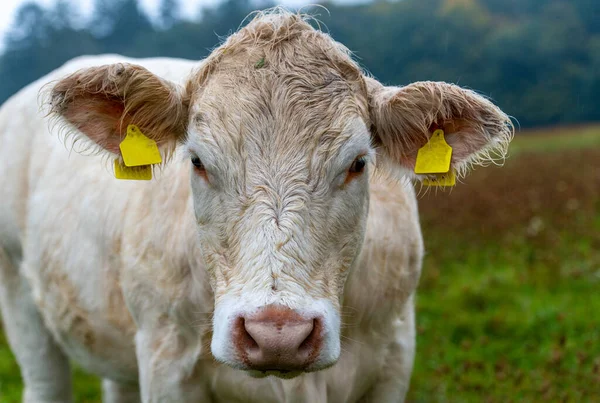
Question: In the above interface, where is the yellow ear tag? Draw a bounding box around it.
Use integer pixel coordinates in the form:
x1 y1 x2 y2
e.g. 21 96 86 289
414 129 453 174
113 125 162 180
119 124 162 167
422 170 456 187
114 159 152 180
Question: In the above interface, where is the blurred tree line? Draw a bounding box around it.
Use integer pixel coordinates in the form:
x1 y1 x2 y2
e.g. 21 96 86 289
0 0 598 127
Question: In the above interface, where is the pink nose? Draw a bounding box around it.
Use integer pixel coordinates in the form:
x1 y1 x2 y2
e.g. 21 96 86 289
233 306 323 371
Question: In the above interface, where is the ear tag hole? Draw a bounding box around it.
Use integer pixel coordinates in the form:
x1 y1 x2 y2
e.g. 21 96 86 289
113 124 162 180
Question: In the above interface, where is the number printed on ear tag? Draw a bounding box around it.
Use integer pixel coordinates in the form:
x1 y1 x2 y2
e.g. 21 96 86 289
414 129 453 174
119 124 162 167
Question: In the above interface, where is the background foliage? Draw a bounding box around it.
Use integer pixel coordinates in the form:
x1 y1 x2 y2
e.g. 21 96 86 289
0 0 599 128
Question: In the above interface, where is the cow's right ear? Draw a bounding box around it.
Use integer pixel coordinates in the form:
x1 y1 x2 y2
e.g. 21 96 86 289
48 63 189 158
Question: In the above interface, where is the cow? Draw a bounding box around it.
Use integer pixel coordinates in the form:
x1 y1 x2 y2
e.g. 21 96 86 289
0 9 512 403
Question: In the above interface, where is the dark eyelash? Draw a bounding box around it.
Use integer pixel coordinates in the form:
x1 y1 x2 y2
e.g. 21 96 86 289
191 156 205 171
349 156 367 174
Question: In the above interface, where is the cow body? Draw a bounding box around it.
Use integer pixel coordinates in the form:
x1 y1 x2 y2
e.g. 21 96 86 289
0 10 512 403
0 55 421 402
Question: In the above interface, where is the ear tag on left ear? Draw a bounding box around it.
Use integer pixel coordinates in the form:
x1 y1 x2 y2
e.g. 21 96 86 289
119 124 162 167
414 129 452 174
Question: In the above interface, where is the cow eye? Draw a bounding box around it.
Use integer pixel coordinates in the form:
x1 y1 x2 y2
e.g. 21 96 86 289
349 156 367 174
191 156 205 173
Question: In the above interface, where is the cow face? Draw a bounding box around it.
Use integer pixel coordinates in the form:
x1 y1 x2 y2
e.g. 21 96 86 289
49 11 512 377
186 56 371 376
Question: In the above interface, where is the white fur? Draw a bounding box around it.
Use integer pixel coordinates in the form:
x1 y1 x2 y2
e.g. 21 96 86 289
0 55 422 402
211 295 341 371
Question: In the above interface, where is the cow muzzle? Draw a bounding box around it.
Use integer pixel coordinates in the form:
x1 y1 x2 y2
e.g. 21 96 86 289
232 305 323 372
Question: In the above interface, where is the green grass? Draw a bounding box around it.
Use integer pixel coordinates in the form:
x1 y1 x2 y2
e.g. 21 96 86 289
0 329 100 402
1 125 599 402
408 228 600 402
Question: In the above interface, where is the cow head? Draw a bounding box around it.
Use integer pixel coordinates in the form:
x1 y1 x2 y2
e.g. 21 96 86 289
49 10 512 377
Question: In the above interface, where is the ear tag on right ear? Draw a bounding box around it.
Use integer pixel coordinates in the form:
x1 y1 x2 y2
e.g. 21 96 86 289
114 124 162 181
414 129 453 174
119 124 162 167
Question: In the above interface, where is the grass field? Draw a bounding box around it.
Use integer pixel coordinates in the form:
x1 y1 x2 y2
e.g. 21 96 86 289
1 125 599 402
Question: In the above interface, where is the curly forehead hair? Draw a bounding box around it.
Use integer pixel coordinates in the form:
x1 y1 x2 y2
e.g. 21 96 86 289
187 8 365 94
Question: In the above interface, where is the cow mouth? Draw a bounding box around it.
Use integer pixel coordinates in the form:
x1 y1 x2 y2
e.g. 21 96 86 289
246 369 303 379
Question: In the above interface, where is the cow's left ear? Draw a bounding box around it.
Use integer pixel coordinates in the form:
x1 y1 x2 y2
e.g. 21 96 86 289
365 77 513 178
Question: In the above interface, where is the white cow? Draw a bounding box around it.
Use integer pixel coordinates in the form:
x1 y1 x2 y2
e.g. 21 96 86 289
0 10 512 403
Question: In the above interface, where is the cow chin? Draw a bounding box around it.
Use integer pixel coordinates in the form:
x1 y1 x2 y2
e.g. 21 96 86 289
210 295 341 376
246 369 304 379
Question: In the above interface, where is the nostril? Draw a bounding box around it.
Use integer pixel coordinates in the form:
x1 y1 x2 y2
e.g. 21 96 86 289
299 318 322 356
236 308 325 370
235 317 258 351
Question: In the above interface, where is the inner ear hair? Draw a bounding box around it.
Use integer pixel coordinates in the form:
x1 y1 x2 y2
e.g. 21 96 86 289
367 78 513 177
46 63 190 158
